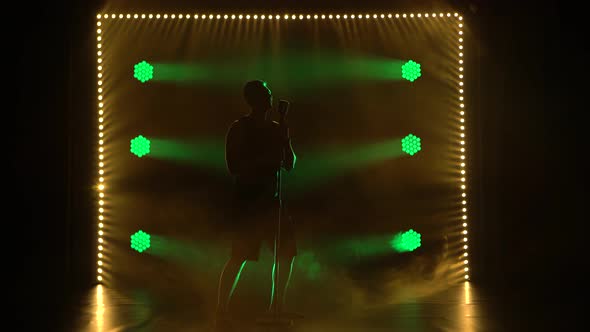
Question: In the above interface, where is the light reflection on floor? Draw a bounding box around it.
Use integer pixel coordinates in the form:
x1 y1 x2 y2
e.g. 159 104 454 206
72 282 497 332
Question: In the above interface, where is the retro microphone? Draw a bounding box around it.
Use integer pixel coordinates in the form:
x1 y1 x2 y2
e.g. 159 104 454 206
277 99 290 126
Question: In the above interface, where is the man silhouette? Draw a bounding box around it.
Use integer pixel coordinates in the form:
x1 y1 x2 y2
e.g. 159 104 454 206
215 80 297 330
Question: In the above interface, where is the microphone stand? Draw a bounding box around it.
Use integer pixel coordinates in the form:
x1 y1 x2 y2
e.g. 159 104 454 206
256 102 302 330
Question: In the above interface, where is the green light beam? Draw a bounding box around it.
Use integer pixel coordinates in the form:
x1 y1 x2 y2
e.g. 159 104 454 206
288 138 404 192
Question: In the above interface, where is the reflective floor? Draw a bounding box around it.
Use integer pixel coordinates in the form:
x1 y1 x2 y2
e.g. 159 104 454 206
56 282 558 332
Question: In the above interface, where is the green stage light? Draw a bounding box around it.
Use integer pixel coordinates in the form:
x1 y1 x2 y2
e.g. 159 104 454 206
131 230 151 253
402 134 421 156
391 229 422 252
130 135 151 157
401 60 421 82
134 60 153 83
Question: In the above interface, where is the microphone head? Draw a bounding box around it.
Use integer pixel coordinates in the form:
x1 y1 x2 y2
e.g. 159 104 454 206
278 99 290 115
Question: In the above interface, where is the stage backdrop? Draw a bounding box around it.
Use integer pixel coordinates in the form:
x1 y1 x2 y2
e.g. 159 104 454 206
96 12 469 314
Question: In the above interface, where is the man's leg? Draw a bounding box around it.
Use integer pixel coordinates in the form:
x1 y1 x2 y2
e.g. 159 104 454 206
269 255 295 312
217 257 247 314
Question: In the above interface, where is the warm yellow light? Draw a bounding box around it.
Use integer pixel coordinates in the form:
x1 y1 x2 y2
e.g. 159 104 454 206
410 13 414 17
98 268 103 273
149 14 153 19
141 14 145 19
99 154 104 160
99 222 104 228
99 215 104 220
133 14 138 19
343 14 347 19
351 14 355 18
314 14 318 19
99 230 104 236
464 252 468 257
459 45 463 50
439 13 444 17
98 253 103 258
388 14 392 18
97 29 102 34
98 238 104 243
447 13 452 17
300 14 304 19
99 192 104 197
98 276 103 281
463 245 468 249
365 14 370 18
459 81 464 86
201 14 206 19
454 13 459 17
403 13 407 18
463 215 468 220
460 89 464 94
463 223 467 227
461 163 465 168
321 14 325 19
98 125 104 130
98 117 104 123
463 238 468 242
461 141 465 145
239 14 243 19
461 177 466 182
98 245 103 250
461 185 466 190
462 193 466 197
276 15 280 19
208 14 213 19
261 15 265 19
97 43 102 48
246 14 250 19
459 52 464 57
425 13 429 17
328 14 333 19
464 267 469 271
395 14 400 18
460 118 464 123
98 260 103 265
417 13 422 17
465 275 469 279
373 14 378 18
459 38 463 42
462 200 466 205
461 155 465 160
231 14 235 19
127 14 131 19
459 16 463 21
216 14 221 19
459 31 464 35
461 170 466 175
99 200 104 205
336 14 340 19
97 14 101 19
99 162 104 167
98 66 103 71
99 177 104 183
97 21 102 26
381 14 385 18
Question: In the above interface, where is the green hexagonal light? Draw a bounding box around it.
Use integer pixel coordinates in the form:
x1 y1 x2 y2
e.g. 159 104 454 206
390 229 422 252
134 60 154 83
402 134 422 156
130 230 151 253
401 60 421 82
130 135 151 158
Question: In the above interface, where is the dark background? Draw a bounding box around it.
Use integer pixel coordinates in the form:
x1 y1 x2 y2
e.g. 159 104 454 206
13 0 583 328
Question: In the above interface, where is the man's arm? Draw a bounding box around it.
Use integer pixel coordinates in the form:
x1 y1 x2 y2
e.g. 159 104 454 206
225 121 244 176
281 130 296 172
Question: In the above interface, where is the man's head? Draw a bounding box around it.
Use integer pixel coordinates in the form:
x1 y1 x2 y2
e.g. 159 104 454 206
244 80 272 112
